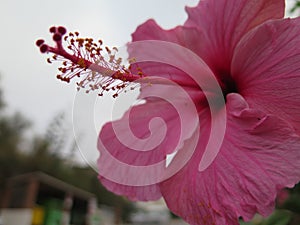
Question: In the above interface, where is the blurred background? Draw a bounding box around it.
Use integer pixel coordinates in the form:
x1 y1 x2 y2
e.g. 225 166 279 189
0 0 300 224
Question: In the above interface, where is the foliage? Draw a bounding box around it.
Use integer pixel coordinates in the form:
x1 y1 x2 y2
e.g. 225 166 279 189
290 1 300 13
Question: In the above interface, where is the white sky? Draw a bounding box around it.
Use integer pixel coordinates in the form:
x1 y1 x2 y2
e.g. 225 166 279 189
0 0 297 166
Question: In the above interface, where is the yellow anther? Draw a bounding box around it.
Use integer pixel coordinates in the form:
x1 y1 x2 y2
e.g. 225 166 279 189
128 57 136 63
77 58 86 68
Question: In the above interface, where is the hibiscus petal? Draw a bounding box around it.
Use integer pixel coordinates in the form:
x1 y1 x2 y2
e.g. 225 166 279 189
232 18 300 134
184 0 284 73
160 93 300 225
97 89 199 200
131 19 202 87
126 39 228 172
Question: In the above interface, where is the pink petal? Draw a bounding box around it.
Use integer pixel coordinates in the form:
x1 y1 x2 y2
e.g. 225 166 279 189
184 0 284 73
127 38 228 172
232 18 300 134
97 91 198 200
160 93 300 225
131 19 202 87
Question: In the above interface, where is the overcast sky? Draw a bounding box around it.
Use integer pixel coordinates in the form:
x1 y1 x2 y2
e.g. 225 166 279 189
0 0 297 166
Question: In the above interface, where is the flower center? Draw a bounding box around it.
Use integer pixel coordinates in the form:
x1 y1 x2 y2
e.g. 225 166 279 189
217 70 238 97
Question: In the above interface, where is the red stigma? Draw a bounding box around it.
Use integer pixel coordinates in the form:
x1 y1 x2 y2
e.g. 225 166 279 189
53 33 62 42
36 39 44 47
58 26 67 35
49 26 56 33
40 44 48 53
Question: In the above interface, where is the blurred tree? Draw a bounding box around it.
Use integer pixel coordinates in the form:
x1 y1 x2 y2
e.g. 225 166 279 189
0 112 30 181
290 0 300 14
0 81 30 204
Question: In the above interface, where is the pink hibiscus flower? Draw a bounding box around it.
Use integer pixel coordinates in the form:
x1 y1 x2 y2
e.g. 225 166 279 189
36 0 300 224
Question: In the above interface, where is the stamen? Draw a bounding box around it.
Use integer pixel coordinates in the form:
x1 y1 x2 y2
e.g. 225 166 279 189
36 26 145 98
